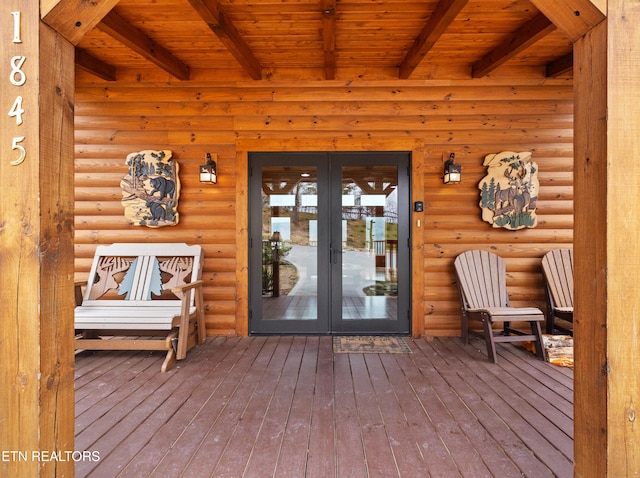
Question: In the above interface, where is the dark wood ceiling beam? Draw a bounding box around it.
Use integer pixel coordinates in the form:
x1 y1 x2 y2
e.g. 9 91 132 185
546 52 573 77
187 0 262 80
472 13 556 78
97 10 190 80
321 0 337 80
399 0 469 79
528 0 605 42
41 0 120 45
75 48 117 81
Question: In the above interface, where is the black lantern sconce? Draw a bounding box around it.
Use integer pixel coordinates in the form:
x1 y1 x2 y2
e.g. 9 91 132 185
199 153 218 184
443 153 461 184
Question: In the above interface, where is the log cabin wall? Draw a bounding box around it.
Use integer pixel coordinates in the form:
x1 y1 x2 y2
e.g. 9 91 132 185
74 69 573 336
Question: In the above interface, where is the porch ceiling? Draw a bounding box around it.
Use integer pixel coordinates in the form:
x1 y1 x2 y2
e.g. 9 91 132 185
68 0 575 82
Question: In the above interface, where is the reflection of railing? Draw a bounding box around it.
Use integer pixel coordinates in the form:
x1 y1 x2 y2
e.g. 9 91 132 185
373 240 397 273
274 206 398 222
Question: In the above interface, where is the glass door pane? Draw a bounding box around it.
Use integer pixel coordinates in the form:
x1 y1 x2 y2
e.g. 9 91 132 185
330 153 410 335
261 166 319 321
340 165 399 320
249 152 409 335
249 153 329 334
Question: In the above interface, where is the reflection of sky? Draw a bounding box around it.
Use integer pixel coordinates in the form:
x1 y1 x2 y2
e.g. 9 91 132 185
360 194 386 206
301 195 317 206
271 217 290 240
308 220 348 243
366 217 386 241
270 195 295 206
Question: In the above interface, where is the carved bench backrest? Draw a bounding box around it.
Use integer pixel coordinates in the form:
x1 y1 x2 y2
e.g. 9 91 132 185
82 243 203 307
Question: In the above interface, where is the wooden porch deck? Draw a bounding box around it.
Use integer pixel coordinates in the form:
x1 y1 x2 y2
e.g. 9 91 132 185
74 336 573 478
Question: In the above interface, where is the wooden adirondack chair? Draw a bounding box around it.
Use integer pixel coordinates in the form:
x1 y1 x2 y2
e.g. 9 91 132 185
541 249 574 335
454 250 546 363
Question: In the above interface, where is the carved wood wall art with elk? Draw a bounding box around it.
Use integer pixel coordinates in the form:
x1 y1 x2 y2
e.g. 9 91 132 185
478 151 539 230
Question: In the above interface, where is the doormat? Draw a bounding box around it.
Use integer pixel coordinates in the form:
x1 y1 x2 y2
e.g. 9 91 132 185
333 336 412 354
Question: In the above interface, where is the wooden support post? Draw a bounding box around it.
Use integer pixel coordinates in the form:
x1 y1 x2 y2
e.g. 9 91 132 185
411 147 425 337
574 11 640 476
0 2 75 476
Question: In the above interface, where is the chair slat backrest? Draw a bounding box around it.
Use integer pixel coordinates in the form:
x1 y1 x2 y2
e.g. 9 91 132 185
541 249 574 308
454 250 508 309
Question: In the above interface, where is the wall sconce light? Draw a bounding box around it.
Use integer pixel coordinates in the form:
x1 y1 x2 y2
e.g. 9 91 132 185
443 153 461 184
199 153 218 184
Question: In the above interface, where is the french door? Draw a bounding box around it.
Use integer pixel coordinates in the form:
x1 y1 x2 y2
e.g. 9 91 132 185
249 152 410 334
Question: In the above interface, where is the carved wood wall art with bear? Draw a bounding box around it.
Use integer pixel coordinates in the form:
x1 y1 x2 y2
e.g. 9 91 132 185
120 149 180 227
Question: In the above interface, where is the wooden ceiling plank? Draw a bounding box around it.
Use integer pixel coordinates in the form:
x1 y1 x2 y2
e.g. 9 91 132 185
529 0 605 42
321 0 337 80
97 10 190 80
75 48 117 81
398 0 470 79
472 13 556 78
187 0 262 80
42 0 120 45
546 52 573 77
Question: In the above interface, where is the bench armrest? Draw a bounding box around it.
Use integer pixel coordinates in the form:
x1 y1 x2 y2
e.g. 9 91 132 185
75 280 88 306
171 280 205 359
171 279 203 294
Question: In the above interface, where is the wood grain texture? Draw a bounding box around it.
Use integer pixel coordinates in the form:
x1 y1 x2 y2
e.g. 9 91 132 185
69 0 575 80
37 22 76 478
573 20 608 477
73 336 574 477
0 12 75 476
577 8 640 474
75 75 573 337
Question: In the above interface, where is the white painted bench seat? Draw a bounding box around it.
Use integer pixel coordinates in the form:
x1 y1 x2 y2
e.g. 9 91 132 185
74 243 206 372
74 306 197 329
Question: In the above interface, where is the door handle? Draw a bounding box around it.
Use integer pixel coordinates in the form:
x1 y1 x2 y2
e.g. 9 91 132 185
331 246 342 264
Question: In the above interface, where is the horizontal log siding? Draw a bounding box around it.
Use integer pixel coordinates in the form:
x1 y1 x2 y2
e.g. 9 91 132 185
75 72 573 336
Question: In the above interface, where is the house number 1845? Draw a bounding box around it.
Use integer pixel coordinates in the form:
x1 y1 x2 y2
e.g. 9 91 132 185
8 10 27 166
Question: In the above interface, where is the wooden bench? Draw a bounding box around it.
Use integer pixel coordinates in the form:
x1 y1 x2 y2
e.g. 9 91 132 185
74 243 206 372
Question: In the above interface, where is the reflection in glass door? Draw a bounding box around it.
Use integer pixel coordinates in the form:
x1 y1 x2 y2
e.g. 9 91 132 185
249 152 410 335
336 166 398 321
249 154 329 334
261 166 319 320
330 155 410 334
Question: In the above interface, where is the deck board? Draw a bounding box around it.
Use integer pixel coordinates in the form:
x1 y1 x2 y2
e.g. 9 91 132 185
75 336 574 477
423 339 558 477
430 339 573 477
243 337 306 478
365 353 430 477
333 353 369 477
273 338 319 478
